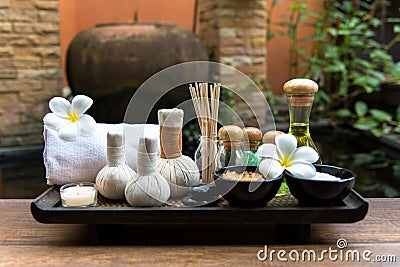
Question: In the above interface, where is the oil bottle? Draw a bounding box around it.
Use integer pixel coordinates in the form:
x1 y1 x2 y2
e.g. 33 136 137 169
283 78 322 164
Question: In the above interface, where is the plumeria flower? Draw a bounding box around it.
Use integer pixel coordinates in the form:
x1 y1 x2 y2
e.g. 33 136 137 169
43 95 96 141
256 133 319 179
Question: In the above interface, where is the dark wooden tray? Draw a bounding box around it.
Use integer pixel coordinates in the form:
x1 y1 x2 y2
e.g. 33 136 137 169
31 187 369 244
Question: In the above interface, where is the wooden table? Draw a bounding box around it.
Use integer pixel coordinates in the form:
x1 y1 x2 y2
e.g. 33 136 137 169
0 199 399 266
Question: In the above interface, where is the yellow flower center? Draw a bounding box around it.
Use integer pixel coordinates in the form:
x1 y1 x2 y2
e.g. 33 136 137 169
280 157 291 168
68 112 79 122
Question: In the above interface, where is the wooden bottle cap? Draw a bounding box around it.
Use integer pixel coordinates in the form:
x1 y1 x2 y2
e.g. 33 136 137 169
263 130 284 144
242 127 262 141
218 125 243 141
283 78 318 94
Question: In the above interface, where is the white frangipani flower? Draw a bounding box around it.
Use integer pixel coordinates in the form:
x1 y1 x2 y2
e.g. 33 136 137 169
43 95 96 141
256 134 319 179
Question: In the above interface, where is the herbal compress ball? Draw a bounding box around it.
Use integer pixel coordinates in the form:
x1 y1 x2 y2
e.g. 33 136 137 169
125 137 170 207
96 132 135 200
157 108 200 197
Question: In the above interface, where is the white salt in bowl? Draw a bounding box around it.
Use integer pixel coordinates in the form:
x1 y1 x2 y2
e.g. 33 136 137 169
285 164 356 206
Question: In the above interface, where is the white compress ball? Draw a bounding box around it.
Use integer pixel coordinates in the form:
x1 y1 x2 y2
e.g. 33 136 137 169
156 108 200 197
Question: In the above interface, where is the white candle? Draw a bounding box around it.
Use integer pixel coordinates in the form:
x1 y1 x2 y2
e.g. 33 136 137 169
60 183 97 207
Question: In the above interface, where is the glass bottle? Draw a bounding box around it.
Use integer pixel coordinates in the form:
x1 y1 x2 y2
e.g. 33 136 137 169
216 125 247 168
242 127 262 166
194 135 218 184
283 78 322 164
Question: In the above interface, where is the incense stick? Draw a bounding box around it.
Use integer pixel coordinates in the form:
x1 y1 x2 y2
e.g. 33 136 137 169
189 82 220 184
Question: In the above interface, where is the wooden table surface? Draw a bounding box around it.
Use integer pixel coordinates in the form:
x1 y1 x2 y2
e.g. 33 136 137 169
0 198 399 266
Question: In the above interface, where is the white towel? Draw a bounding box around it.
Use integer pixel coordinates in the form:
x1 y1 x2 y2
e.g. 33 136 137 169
44 123 159 185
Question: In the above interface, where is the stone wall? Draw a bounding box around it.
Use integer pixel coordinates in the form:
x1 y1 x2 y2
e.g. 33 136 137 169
198 0 267 127
198 0 266 81
0 0 61 147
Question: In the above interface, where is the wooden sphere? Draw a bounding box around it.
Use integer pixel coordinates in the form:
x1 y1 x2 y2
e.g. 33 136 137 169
218 125 243 141
242 127 262 141
263 130 284 144
283 78 318 94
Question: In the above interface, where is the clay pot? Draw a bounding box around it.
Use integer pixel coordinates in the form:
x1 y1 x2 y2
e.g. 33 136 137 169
66 22 208 123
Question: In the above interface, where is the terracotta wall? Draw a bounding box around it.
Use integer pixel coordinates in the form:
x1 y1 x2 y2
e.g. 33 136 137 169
266 1 321 93
59 0 196 86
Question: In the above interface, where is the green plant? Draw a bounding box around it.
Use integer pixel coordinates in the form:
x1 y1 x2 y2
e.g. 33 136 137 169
306 1 400 109
337 149 400 197
266 0 400 136
337 101 400 136
266 0 313 77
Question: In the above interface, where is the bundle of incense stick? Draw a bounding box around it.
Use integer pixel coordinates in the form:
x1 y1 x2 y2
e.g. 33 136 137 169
189 82 220 184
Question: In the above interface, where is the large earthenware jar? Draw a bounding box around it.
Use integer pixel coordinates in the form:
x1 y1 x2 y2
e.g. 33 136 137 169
66 22 208 123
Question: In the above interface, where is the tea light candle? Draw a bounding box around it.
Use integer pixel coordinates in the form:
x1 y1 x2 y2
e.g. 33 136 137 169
60 182 97 207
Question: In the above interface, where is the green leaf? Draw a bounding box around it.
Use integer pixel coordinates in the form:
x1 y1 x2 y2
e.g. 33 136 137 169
288 27 296 39
369 161 389 169
337 29 351 36
358 183 381 192
324 62 346 73
371 127 384 137
324 65 339 73
352 76 368 87
359 1 370 9
394 126 400 133
338 82 349 96
370 109 392 122
325 46 338 58
353 153 375 165
364 85 375 94
387 18 400 23
354 59 372 69
383 186 399 198
315 90 331 104
348 17 360 28
311 65 323 80
266 33 275 41
370 18 382 28
368 71 386 82
365 29 376 38
290 3 305 11
327 27 338 37
396 106 400 121
354 118 379 130
355 101 368 117
367 39 381 48
393 164 400 178
394 25 400 33
336 108 352 118
298 47 307 54
370 50 392 62
391 63 400 79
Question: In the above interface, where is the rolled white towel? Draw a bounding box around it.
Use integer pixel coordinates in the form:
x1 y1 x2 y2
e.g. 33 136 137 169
44 123 159 185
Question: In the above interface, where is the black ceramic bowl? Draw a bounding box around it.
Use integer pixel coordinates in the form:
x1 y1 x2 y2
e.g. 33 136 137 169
214 166 283 207
285 164 356 206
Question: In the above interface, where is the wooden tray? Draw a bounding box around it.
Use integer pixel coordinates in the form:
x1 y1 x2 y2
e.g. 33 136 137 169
31 187 369 244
